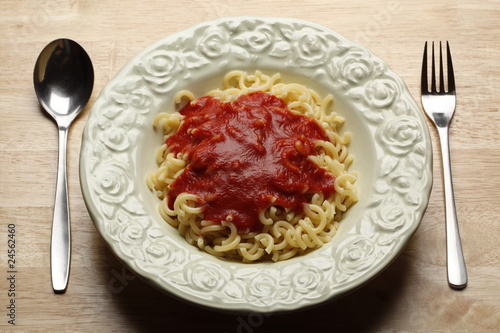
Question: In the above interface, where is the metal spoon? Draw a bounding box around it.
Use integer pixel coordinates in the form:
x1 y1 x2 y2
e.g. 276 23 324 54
33 39 94 293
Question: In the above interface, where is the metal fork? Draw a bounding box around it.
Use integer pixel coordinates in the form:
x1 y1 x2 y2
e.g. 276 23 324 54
421 41 467 289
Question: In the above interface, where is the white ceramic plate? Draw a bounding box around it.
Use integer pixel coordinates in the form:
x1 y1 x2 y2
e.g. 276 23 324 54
80 16 432 313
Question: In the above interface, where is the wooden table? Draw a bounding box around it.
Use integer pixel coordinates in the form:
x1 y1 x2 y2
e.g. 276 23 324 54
1 0 499 331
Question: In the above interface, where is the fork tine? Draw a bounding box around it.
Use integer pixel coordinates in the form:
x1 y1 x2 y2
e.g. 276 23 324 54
446 41 456 93
421 42 428 94
439 42 445 93
431 42 437 93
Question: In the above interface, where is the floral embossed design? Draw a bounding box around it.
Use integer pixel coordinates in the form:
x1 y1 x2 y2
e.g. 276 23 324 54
119 218 148 245
99 127 131 152
389 168 423 206
92 161 133 205
389 168 420 195
136 49 185 93
198 27 231 59
233 25 275 53
145 239 186 267
111 79 154 114
378 116 423 156
291 266 325 294
247 271 279 300
347 76 402 123
290 27 331 67
184 261 229 293
115 216 151 260
371 202 406 231
329 47 386 89
365 78 400 109
337 237 378 277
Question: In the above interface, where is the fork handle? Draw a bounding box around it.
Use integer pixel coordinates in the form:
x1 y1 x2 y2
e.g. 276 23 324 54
437 126 467 289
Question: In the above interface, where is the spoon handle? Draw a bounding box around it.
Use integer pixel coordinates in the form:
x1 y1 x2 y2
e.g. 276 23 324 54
51 126 71 293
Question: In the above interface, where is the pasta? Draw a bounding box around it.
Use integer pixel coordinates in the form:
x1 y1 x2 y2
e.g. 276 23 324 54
146 70 358 262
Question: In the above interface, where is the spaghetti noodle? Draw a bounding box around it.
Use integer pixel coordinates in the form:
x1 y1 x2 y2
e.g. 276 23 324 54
146 71 357 262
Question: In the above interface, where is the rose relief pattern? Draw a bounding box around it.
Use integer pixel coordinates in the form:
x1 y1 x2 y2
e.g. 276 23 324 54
80 17 432 312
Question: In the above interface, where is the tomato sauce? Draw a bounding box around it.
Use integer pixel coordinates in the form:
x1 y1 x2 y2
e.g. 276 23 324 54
166 91 335 233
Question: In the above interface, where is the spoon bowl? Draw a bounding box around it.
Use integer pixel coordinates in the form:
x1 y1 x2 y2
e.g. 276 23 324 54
33 38 94 293
34 39 94 122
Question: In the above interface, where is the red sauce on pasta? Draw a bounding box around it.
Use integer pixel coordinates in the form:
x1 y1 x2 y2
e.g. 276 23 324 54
166 91 335 233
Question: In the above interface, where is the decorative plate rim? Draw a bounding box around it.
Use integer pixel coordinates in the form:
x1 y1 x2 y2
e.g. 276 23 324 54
79 16 432 313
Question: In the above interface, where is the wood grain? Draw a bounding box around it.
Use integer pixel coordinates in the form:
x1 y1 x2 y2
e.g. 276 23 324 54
1 0 499 331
